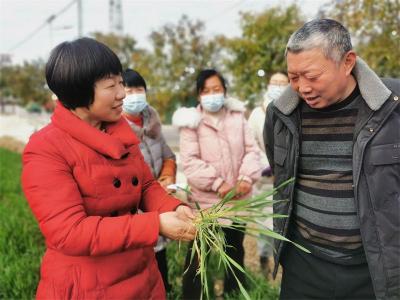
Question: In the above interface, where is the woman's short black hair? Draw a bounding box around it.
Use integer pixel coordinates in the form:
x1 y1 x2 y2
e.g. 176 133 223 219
122 69 147 90
196 69 227 95
45 37 122 109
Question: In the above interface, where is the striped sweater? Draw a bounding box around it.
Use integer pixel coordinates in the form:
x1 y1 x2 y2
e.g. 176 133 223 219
293 85 366 264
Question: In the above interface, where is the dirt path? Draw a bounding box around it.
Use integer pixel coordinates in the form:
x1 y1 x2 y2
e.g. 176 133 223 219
0 136 25 153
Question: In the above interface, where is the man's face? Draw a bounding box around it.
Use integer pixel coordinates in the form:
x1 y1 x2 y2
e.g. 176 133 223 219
287 48 353 109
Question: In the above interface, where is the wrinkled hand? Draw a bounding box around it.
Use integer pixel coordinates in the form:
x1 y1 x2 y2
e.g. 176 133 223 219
217 182 234 198
159 211 196 241
175 205 195 221
235 181 252 198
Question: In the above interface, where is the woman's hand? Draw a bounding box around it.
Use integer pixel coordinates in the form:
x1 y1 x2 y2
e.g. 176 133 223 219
158 176 175 192
159 211 196 241
235 181 252 198
217 182 234 198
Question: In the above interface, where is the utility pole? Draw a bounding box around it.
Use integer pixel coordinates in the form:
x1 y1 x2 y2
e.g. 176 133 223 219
109 0 123 35
77 0 83 37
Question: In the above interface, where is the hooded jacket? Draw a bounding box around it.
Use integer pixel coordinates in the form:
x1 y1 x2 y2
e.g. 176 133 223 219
264 57 400 300
21 102 182 299
173 97 262 209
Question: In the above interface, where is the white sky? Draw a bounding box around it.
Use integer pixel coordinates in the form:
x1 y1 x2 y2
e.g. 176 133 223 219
0 0 330 64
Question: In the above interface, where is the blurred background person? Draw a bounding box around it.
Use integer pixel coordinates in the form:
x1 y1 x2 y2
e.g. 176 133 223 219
247 72 289 278
122 68 177 293
173 69 262 299
21 38 195 299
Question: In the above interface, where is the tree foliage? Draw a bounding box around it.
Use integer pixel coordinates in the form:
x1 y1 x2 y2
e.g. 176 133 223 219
133 15 220 121
324 0 400 77
222 5 304 107
91 32 140 69
2 3 398 116
0 60 48 106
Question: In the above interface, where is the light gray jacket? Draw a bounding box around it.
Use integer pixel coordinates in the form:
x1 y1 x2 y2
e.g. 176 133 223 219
126 106 175 179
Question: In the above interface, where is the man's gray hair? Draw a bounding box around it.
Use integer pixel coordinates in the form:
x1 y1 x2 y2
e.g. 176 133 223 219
286 19 352 63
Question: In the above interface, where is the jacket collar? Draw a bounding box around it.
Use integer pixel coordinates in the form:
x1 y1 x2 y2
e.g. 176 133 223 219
125 106 161 138
172 97 246 129
52 102 140 159
274 57 392 115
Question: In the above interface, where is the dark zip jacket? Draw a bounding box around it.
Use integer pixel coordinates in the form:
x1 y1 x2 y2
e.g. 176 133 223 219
264 57 400 300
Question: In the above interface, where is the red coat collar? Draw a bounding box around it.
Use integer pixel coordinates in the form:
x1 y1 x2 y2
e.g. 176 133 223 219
51 102 140 159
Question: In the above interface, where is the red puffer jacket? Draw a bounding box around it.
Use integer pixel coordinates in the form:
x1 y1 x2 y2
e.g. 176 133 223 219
22 102 182 299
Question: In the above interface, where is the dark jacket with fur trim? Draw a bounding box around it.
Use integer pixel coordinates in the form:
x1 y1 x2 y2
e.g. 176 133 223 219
264 57 400 300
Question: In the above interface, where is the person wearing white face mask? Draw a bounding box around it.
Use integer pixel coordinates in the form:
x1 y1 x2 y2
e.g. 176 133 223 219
122 69 178 293
247 72 289 279
173 69 262 299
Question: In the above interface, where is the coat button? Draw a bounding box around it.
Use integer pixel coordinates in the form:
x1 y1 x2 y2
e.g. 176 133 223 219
110 210 118 217
369 128 374 133
131 176 139 186
113 178 121 188
394 95 399 101
130 207 137 214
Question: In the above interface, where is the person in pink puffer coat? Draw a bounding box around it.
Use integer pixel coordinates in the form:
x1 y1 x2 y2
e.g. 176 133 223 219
172 69 262 299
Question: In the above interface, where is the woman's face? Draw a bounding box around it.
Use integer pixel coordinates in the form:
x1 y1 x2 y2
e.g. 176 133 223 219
86 74 126 125
125 86 146 95
199 75 225 98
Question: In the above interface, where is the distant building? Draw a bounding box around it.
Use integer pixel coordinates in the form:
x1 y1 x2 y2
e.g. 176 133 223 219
0 54 12 67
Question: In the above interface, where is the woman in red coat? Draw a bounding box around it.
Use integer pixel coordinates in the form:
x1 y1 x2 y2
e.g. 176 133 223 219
21 38 195 299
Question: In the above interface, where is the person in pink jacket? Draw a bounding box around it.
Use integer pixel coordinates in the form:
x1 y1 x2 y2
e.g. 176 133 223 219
172 69 262 299
21 37 195 300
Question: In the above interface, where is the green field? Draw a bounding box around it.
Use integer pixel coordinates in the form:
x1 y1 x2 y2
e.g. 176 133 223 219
0 147 278 299
0 148 45 299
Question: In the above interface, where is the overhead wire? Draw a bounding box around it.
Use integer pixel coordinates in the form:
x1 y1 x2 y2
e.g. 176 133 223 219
8 0 77 52
204 0 248 23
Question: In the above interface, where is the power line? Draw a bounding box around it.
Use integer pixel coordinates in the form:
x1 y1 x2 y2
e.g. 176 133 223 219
8 0 77 52
204 0 248 23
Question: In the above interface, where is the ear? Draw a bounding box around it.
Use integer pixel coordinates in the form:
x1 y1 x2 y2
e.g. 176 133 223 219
343 50 357 76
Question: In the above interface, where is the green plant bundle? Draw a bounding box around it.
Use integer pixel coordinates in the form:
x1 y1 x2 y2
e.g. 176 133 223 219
183 178 310 300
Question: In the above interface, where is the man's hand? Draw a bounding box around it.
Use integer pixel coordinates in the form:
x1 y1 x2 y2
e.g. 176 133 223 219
175 205 195 221
235 181 252 198
159 211 196 241
217 182 234 198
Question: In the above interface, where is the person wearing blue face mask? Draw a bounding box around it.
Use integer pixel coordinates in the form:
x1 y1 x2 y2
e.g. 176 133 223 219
123 92 148 114
122 69 178 294
173 69 262 299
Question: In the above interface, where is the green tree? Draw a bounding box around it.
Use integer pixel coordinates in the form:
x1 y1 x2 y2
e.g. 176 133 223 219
0 60 49 106
92 32 142 69
324 0 400 77
135 15 220 121
222 5 304 107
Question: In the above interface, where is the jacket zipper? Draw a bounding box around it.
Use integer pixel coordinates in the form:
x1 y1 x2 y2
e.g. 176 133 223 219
142 140 157 178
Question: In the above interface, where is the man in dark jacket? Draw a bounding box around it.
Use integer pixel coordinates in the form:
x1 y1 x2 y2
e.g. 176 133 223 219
264 19 399 300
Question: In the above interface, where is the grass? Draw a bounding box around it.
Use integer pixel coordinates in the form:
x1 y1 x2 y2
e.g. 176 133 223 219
180 179 305 300
0 148 44 299
166 241 279 300
0 147 279 299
